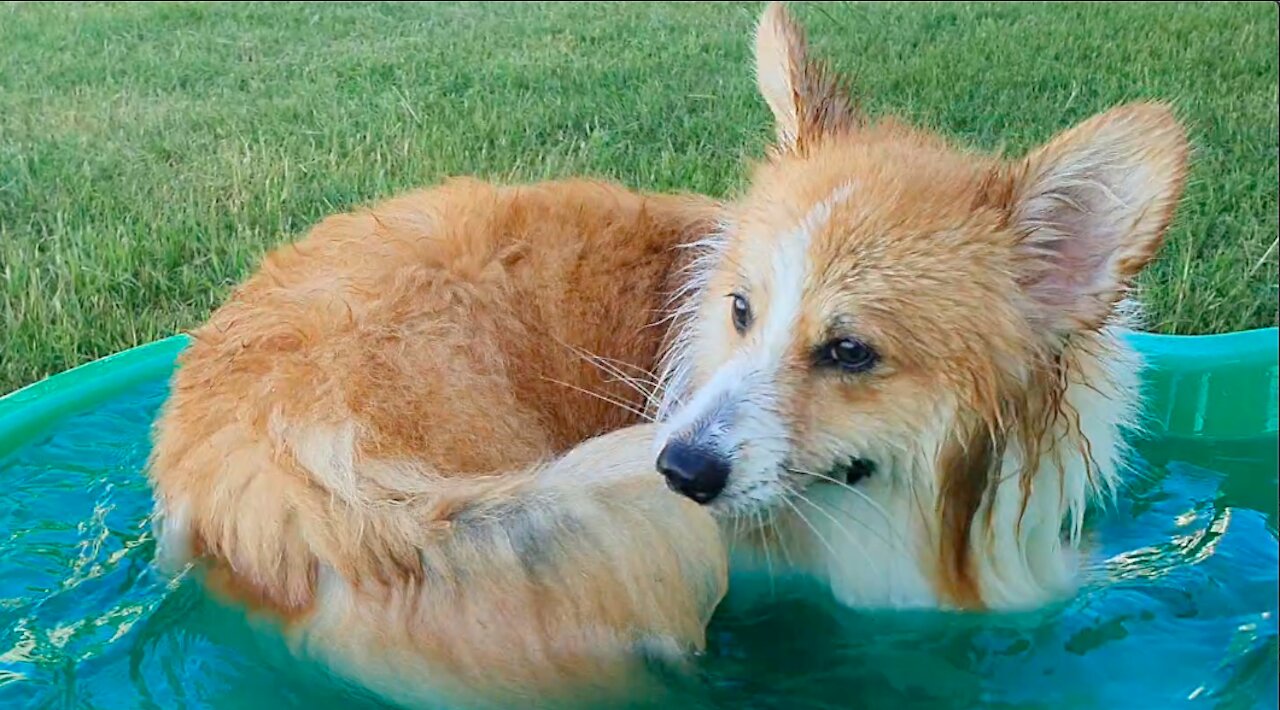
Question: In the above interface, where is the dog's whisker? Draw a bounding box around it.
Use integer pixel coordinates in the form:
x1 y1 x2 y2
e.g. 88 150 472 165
786 485 883 582
785 465 894 529
755 509 778 599
768 504 796 568
575 350 663 392
588 351 660 381
785 468 910 554
556 341 666 414
537 376 652 422
598 369 663 414
777 489 844 570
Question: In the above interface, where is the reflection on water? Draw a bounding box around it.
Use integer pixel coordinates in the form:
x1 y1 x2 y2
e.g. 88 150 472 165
1 381 1276 709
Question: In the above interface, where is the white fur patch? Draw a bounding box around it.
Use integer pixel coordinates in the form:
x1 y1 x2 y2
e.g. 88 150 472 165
657 184 854 513
272 415 363 503
153 500 193 575
757 182 857 366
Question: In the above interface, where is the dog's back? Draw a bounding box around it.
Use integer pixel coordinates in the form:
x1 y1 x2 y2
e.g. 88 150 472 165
147 177 725 705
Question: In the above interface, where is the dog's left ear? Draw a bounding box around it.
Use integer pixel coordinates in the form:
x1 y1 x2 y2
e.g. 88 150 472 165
1003 102 1190 338
754 2 857 155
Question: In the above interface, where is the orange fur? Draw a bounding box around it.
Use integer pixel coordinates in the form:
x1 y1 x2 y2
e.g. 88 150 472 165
148 179 727 705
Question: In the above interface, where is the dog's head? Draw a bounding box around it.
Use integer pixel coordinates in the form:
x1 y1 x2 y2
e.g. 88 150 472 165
655 2 1188 604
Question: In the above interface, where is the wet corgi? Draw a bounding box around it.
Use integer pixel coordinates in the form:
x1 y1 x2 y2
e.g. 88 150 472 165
148 0 1190 703
653 2 1189 610
147 180 727 707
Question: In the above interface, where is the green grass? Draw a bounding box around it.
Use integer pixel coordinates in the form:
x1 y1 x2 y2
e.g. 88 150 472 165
1 2 1276 395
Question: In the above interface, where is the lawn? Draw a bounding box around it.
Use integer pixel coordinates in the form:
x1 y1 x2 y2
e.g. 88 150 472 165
1 1 1276 395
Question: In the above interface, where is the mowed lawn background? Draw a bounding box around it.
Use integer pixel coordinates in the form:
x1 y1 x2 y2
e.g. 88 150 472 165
1 1 1276 394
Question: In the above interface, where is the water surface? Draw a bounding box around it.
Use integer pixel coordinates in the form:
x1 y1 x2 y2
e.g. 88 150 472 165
1 380 1276 709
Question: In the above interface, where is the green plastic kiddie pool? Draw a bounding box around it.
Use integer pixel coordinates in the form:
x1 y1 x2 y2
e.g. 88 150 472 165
1 328 1276 708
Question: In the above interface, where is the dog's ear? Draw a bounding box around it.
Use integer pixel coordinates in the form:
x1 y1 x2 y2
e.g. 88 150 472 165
1002 102 1189 338
754 2 856 155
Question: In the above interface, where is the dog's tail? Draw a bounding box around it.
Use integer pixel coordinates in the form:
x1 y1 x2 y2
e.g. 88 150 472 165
149 415 725 705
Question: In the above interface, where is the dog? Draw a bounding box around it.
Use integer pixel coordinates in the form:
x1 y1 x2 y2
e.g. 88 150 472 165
652 2 1188 610
147 0 1190 703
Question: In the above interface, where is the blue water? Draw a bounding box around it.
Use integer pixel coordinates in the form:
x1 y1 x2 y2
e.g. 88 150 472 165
1 380 1276 709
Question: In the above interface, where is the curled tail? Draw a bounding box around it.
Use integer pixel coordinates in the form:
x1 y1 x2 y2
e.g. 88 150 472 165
149 406 726 704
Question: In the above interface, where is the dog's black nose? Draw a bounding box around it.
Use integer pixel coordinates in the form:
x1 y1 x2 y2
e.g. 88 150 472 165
656 440 730 504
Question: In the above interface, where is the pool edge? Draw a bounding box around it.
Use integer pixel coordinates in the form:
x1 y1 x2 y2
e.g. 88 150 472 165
0 335 192 459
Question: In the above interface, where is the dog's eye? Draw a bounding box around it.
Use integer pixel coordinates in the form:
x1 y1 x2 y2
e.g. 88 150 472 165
817 338 878 373
834 457 876 485
730 294 753 333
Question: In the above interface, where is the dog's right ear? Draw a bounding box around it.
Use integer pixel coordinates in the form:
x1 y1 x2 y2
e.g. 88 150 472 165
754 2 856 155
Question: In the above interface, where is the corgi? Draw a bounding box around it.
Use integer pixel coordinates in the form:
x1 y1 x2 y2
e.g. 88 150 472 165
652 2 1189 610
147 0 1191 703
146 180 728 707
